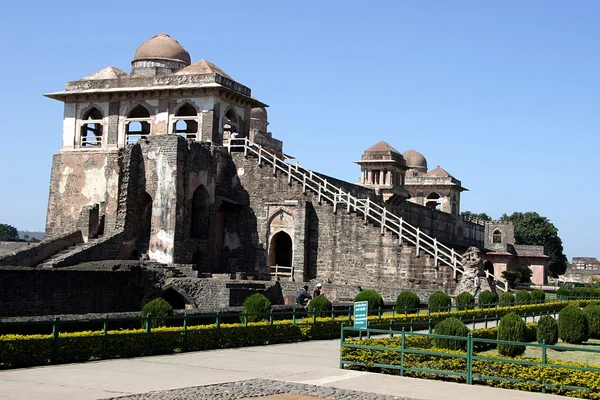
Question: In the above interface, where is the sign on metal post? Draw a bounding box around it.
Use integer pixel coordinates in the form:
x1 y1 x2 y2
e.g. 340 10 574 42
353 301 368 329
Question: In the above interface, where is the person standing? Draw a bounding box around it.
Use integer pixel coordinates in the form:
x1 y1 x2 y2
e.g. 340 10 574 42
313 283 322 297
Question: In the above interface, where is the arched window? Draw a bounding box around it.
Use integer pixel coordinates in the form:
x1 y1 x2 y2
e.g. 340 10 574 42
222 108 239 145
191 185 210 239
492 229 502 243
172 103 199 140
126 105 151 145
425 192 441 211
80 108 103 147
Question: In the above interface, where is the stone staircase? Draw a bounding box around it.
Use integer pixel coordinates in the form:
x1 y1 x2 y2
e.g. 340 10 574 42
38 244 81 268
228 138 507 293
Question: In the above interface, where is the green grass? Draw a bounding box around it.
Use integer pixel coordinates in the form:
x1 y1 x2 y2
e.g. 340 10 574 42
480 339 600 366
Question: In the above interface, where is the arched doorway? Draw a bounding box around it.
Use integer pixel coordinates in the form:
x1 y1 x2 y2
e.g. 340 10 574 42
268 231 293 269
191 185 210 239
425 192 441 210
141 191 153 239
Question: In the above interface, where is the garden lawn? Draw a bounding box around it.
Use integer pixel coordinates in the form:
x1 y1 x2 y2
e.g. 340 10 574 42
479 339 600 366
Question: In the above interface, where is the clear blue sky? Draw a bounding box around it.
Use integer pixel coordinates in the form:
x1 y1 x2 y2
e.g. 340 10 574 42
0 1 598 261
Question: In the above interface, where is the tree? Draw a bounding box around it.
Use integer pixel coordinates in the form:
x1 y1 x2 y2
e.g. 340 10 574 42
500 212 568 276
461 211 492 222
0 224 19 241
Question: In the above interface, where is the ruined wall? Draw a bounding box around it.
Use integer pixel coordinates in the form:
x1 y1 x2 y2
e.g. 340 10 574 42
0 231 83 267
45 150 121 238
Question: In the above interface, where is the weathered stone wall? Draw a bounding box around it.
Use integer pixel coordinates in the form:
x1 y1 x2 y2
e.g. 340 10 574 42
0 242 29 256
0 265 163 317
0 231 83 267
52 231 125 267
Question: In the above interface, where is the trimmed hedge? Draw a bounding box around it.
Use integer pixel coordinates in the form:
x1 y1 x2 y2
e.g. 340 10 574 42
456 292 475 310
354 290 383 310
395 291 420 313
515 290 531 305
556 286 570 298
497 312 526 357
428 291 451 311
141 298 173 328
584 304 600 339
531 289 546 303
559 305 589 344
536 315 558 345
498 292 515 307
478 290 498 307
241 293 271 322
433 317 469 350
308 295 332 317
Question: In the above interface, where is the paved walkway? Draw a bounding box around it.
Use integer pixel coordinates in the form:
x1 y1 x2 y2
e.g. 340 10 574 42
0 335 565 400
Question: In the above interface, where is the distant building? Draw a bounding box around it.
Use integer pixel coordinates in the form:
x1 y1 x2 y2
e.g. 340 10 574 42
561 257 600 283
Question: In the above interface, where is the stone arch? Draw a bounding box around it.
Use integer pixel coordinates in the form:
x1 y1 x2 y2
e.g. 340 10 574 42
190 185 210 239
173 102 199 140
425 192 441 210
483 259 494 275
161 285 194 309
492 228 502 243
222 107 240 144
268 231 293 268
126 104 152 144
80 107 104 147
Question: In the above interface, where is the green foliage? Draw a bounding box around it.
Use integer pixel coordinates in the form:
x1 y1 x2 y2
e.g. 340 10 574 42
558 305 589 344
501 266 533 288
141 298 173 328
556 286 570 298
530 289 546 303
515 290 531 304
433 317 469 350
572 287 596 299
456 291 475 310
241 293 272 322
354 290 384 311
0 223 19 241
428 291 451 311
583 304 600 340
308 295 332 317
536 315 558 345
500 212 568 276
498 292 515 306
478 290 498 307
460 211 492 222
395 291 420 313
497 312 526 357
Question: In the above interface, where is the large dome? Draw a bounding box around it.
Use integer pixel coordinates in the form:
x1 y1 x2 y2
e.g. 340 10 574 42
402 149 428 171
133 33 191 65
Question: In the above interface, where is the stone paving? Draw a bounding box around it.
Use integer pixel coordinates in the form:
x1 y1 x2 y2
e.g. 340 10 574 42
106 379 412 400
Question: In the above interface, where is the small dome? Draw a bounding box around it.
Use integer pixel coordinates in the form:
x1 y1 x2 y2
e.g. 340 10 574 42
251 107 268 121
403 149 428 171
133 33 191 65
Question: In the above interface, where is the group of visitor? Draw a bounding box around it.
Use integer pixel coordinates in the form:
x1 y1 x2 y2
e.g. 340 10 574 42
295 283 322 307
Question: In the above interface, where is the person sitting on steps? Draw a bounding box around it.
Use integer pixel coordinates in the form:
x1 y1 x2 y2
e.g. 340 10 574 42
296 285 312 307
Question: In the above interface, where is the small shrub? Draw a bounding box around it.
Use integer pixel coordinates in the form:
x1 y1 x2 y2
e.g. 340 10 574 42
497 312 526 357
428 291 451 311
556 286 570 298
354 290 384 311
572 287 595 299
395 291 420 313
558 305 589 344
478 290 498 308
308 295 332 317
498 292 515 307
241 293 271 322
530 289 546 303
456 291 475 310
584 304 600 339
536 315 558 345
433 317 469 350
595 288 600 299
515 290 531 305
141 298 173 328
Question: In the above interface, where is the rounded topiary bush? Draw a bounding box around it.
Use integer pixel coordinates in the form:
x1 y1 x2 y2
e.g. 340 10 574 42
556 286 571 298
515 290 531 305
141 298 173 328
308 295 332 317
478 290 498 308
498 292 515 307
433 317 470 351
241 293 272 322
428 291 452 311
456 291 475 310
536 315 559 345
395 291 420 314
572 287 595 299
530 289 546 303
559 305 589 344
594 288 600 299
497 312 527 357
584 304 600 339
354 290 384 311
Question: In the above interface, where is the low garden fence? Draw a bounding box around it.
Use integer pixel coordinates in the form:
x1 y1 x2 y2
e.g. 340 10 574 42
340 326 600 398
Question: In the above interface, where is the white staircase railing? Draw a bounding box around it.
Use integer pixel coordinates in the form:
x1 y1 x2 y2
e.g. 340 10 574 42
227 139 507 293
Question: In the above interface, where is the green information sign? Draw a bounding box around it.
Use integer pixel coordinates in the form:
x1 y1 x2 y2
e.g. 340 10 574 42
353 301 368 329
